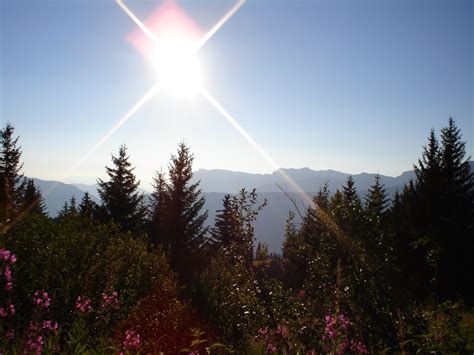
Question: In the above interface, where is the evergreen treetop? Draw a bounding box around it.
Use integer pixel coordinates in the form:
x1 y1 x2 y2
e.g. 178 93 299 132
97 144 147 232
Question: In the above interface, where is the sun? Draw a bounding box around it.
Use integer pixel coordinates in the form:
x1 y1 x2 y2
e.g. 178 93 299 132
150 36 203 97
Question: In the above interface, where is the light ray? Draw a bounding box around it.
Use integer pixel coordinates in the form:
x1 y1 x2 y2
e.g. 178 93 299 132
43 82 161 199
200 87 365 257
200 87 315 210
193 0 246 53
116 0 157 43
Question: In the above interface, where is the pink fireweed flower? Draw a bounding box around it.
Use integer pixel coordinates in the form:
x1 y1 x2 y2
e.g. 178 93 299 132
33 290 51 309
25 335 43 355
351 340 368 354
323 313 350 354
75 296 92 314
101 291 119 310
0 248 11 261
0 307 6 318
42 320 59 331
6 328 15 340
267 343 278 353
276 324 288 338
123 329 141 350
256 327 269 339
9 302 15 316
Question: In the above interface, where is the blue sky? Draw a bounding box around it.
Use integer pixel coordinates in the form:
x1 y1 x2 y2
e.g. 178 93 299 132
1 0 472 188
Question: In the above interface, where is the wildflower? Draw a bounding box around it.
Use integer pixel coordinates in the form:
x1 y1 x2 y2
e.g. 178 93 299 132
75 296 92 314
25 335 43 355
266 343 277 353
123 329 141 350
42 320 59 331
9 303 15 316
256 327 269 339
6 328 15 340
0 307 6 318
276 324 288 338
351 340 368 354
0 248 10 261
33 290 51 309
101 291 119 310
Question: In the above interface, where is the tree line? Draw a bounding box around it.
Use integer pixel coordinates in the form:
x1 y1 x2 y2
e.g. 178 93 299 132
0 117 473 353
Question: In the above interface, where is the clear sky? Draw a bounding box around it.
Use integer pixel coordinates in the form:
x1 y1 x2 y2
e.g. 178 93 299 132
1 0 472 189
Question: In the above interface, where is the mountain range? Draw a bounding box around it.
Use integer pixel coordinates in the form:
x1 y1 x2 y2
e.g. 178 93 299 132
31 161 473 252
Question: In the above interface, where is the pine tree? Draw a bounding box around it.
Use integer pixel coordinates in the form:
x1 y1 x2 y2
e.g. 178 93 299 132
21 178 46 216
210 189 266 264
78 192 99 221
365 174 388 217
165 143 208 279
97 145 147 233
149 171 169 247
341 176 364 238
0 123 25 224
210 194 240 248
438 117 474 302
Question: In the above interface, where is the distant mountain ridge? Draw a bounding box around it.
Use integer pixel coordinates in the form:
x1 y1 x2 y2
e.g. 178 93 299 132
190 167 418 193
31 161 473 253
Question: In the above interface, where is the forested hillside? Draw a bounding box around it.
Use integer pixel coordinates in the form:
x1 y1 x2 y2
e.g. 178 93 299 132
1 118 473 353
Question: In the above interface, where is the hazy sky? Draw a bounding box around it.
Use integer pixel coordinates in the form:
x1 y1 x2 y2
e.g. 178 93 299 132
1 0 472 188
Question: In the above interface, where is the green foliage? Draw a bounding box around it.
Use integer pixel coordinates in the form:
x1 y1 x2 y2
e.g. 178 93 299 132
97 144 147 233
398 301 471 353
157 142 209 281
5 213 174 329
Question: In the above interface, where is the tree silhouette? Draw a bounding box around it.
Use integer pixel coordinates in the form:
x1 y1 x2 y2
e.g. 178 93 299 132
165 143 208 279
97 145 147 233
0 123 25 224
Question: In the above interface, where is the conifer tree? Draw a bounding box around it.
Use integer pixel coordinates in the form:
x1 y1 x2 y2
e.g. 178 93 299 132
149 171 169 247
21 178 46 216
210 194 241 249
0 123 25 223
210 189 266 264
438 118 474 302
165 143 208 278
97 145 147 233
78 192 99 221
365 174 388 217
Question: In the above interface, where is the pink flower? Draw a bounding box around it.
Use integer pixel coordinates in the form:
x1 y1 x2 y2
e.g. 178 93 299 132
6 328 15 340
0 248 11 261
101 291 119 310
42 320 58 331
256 327 269 339
276 324 288 338
267 343 277 353
123 329 141 350
9 303 15 316
351 340 368 354
33 290 51 309
0 307 6 318
75 296 92 314
25 335 43 355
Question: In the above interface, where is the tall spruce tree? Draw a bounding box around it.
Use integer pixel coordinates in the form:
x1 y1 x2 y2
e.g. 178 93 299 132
149 171 169 247
165 143 208 279
397 118 474 304
21 178 46 216
0 123 25 224
210 194 240 248
210 189 266 264
78 192 99 221
438 118 474 302
97 145 147 232
365 174 388 217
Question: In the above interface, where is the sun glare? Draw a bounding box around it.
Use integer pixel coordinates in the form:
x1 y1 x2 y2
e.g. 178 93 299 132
151 36 203 97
